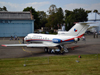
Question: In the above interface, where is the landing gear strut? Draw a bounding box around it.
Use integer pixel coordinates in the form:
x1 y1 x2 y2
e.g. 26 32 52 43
60 45 68 53
57 45 68 54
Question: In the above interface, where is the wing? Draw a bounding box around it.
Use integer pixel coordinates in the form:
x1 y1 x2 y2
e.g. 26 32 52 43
1 42 59 47
1 44 28 47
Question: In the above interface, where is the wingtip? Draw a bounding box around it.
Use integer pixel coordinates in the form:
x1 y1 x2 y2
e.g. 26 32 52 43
1 45 7 47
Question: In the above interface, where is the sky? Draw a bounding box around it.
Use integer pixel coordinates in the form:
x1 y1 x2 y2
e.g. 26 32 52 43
0 0 100 14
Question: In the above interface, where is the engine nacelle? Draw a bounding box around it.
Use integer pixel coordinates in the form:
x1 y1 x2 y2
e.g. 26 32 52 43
74 38 80 42
52 38 62 43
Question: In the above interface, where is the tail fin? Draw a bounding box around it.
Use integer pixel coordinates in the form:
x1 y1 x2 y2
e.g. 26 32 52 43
58 22 92 36
68 22 90 36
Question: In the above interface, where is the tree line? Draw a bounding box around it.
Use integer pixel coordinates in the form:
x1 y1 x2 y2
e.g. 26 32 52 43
0 5 99 31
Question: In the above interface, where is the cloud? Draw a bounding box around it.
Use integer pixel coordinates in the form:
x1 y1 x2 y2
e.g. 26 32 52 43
64 3 100 12
0 1 50 11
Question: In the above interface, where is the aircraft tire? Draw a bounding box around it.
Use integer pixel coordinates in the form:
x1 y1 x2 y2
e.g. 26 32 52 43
44 47 48 53
48 48 52 54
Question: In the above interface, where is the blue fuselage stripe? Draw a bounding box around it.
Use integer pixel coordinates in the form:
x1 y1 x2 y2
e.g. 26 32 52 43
63 39 75 42
26 39 75 43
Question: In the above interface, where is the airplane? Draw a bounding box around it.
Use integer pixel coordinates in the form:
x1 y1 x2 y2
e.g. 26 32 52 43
1 22 92 54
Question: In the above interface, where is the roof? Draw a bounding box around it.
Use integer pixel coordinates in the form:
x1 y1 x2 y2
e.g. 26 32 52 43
0 11 34 20
88 26 98 29
88 13 100 21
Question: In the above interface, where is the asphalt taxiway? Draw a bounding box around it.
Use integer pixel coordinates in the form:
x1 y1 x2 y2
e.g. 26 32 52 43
0 35 100 58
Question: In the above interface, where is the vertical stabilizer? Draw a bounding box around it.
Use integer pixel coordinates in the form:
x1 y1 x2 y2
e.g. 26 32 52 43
58 22 92 36
68 22 90 36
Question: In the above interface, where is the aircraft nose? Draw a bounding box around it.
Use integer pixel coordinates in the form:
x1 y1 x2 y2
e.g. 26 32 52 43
24 36 27 41
24 37 25 41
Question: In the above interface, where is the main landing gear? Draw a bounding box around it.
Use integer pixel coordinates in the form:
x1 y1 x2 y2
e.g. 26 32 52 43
44 45 68 54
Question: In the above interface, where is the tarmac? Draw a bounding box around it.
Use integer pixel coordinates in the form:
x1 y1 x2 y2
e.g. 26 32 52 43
0 34 100 59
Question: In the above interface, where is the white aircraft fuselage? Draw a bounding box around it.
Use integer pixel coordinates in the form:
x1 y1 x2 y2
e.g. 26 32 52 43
24 33 81 45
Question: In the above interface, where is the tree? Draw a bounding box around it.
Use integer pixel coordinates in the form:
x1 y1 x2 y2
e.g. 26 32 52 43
93 9 98 13
46 13 57 28
56 7 64 27
23 7 40 29
65 8 88 31
65 12 75 31
0 6 7 11
73 8 88 22
47 4 57 15
46 4 58 28
46 5 64 29
38 11 47 27
86 10 92 13
65 10 72 19
65 10 75 30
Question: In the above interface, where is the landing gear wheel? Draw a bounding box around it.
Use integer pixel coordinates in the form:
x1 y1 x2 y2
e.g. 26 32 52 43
44 47 48 53
48 48 52 54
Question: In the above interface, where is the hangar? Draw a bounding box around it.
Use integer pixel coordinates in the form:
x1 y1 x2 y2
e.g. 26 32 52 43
0 11 34 37
88 13 100 34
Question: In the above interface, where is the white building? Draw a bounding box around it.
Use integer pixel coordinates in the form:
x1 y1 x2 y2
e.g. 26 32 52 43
88 13 100 34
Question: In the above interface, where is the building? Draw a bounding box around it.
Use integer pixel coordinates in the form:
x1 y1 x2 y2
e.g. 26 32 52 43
0 11 34 37
87 13 100 34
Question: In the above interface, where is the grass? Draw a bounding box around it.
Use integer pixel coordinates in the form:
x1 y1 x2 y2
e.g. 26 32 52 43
0 54 100 75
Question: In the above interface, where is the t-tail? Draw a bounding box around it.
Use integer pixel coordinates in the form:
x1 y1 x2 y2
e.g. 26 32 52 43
58 22 92 37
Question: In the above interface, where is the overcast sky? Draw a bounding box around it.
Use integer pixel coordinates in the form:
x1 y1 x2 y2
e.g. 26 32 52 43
0 0 100 14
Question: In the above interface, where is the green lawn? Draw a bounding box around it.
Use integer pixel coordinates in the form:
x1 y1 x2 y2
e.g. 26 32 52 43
0 54 100 75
